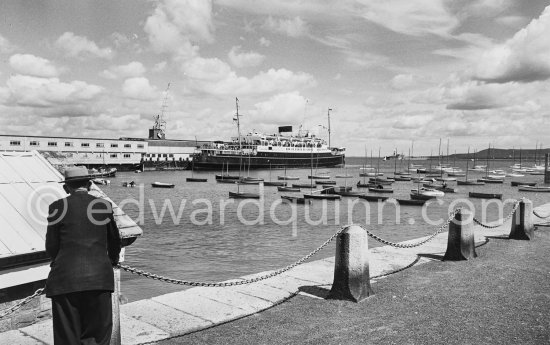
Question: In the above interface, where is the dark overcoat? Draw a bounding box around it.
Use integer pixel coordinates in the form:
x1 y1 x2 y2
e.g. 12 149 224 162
45 191 121 297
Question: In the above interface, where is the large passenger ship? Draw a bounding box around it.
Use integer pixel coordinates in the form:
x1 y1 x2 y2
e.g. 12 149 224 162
192 99 345 170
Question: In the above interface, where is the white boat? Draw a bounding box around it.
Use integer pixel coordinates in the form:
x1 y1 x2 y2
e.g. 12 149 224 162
506 172 524 177
410 187 445 200
518 186 550 192
487 174 505 179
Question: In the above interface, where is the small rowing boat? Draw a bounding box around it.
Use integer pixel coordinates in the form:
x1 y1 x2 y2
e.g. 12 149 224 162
469 192 502 199
152 182 175 188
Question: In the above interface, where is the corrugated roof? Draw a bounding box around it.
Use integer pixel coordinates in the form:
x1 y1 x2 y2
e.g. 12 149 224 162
0 151 142 259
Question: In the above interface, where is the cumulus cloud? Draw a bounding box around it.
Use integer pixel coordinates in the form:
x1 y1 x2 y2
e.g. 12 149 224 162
0 34 16 53
259 37 271 47
100 61 146 79
144 0 213 55
121 77 158 100
263 16 309 37
473 6 550 83
55 32 113 59
444 80 522 110
183 59 316 95
390 74 415 90
9 54 60 78
392 114 433 129
4 75 103 107
228 46 265 68
249 92 308 126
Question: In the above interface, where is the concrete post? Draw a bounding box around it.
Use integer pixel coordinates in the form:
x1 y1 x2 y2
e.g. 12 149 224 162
327 225 373 302
110 248 124 345
443 209 477 261
544 153 549 185
509 199 534 240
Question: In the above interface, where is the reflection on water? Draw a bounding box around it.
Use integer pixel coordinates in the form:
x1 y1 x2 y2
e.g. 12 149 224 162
103 158 548 301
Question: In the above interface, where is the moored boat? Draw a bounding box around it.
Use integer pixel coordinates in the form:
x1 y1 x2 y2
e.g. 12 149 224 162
277 175 300 180
186 177 208 182
518 186 550 192
358 194 388 202
395 198 427 206
469 192 502 199
152 182 175 188
281 195 311 204
278 186 300 192
368 187 393 193
511 181 536 187
303 193 341 200
308 174 331 179
410 188 444 200
263 181 287 187
292 183 316 188
229 191 260 199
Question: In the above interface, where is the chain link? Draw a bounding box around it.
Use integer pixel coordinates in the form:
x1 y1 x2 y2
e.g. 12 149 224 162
533 210 550 219
0 288 44 319
472 200 520 229
364 208 460 248
119 226 346 287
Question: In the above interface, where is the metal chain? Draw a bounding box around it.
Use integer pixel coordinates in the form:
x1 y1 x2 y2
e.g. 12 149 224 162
363 209 461 249
472 200 520 229
533 210 550 219
0 288 44 319
119 226 346 287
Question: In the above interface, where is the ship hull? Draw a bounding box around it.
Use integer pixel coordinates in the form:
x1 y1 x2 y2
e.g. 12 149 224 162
193 152 344 170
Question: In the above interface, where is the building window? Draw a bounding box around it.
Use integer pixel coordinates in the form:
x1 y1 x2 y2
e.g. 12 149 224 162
48 142 58 147
162 154 167 157
29 141 39 146
96 143 104 148
81 143 90 147
168 154 174 157
110 153 118 158
111 143 118 148
65 142 73 147
137 144 144 149
124 144 131 148
10 140 21 146
123 153 131 158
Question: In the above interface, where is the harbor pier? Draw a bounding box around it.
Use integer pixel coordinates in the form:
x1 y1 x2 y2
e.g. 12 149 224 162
3 197 549 344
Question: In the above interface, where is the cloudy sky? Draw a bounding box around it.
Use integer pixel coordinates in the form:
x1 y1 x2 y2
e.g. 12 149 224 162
0 0 549 156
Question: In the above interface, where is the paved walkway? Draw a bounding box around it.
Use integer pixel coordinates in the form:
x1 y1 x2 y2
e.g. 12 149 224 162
3 203 550 345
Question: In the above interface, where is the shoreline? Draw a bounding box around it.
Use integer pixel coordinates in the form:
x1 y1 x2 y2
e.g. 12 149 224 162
5 202 549 344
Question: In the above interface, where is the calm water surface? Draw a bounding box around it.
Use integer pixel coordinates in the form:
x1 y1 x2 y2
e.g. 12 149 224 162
103 158 549 301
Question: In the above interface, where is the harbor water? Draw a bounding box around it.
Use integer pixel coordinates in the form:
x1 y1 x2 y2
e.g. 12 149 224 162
103 158 549 302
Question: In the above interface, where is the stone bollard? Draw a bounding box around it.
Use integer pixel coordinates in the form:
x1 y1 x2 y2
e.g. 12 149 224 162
327 225 373 302
509 199 534 240
443 209 477 261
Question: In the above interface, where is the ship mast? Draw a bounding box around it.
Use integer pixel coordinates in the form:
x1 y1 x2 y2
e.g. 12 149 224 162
327 108 332 148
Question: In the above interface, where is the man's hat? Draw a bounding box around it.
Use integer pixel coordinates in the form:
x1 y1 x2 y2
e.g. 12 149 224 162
60 166 92 183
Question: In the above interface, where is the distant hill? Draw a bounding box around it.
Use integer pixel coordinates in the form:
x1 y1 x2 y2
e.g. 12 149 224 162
450 148 550 161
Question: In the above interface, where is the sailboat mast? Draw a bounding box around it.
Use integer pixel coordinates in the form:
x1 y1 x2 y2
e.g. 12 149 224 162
485 143 491 177
377 147 381 175
235 98 242 178
466 147 470 181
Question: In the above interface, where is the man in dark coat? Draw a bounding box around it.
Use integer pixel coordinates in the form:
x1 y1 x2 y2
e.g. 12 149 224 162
45 167 121 345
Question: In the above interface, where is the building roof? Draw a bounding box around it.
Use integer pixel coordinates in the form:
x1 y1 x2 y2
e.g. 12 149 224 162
0 151 142 260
